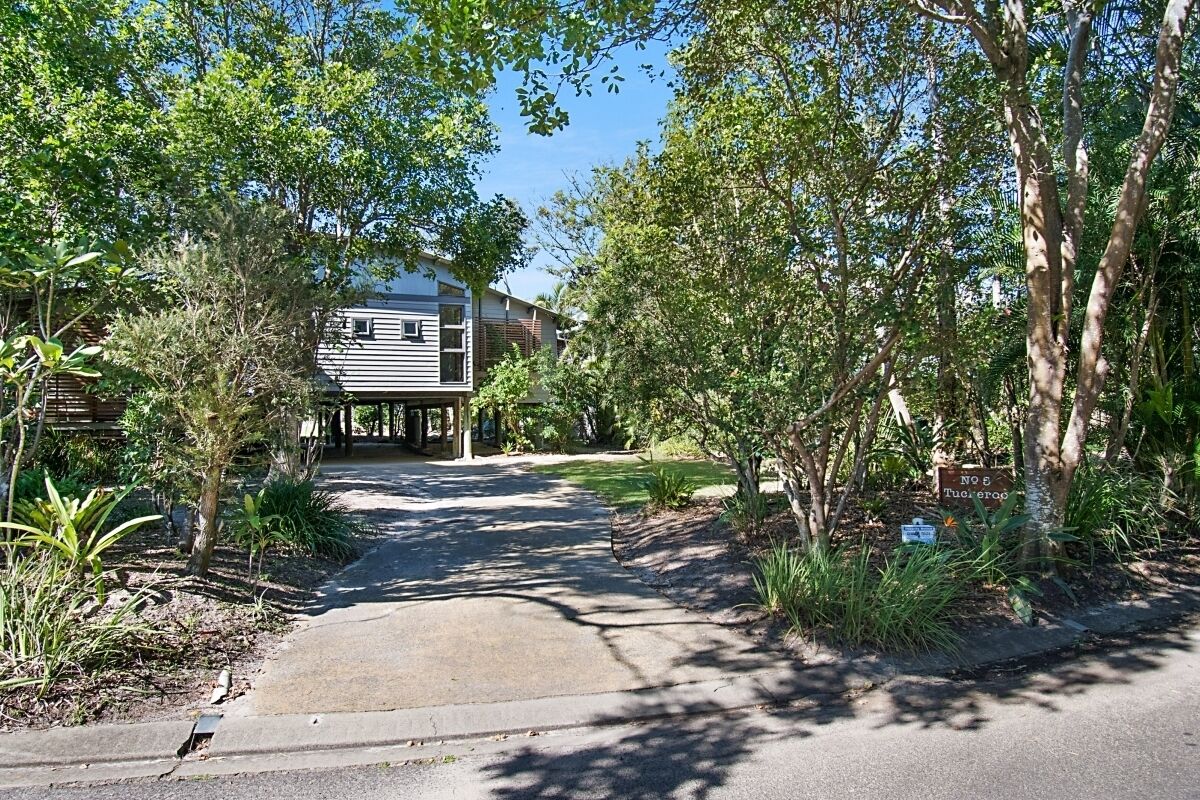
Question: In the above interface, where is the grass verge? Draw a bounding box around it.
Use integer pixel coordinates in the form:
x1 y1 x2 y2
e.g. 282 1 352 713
531 457 733 509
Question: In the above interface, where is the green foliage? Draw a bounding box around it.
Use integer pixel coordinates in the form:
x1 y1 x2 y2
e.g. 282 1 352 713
858 496 887 522
473 344 535 446
106 200 329 575
753 542 965 653
648 436 707 460
229 489 284 584
0 554 152 697
118 391 191 513
866 422 933 490
943 494 1028 587
353 405 383 436
3 476 160 602
12 469 95 507
720 491 770 534
643 467 697 511
942 494 1074 625
1065 463 1171 561
37 432 123 486
243 479 363 562
751 542 806 615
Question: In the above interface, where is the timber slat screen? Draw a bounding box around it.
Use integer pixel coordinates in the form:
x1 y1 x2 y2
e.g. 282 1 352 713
43 373 124 424
474 317 541 380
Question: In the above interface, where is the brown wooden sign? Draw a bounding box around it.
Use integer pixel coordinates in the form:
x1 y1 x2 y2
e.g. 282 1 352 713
936 466 1014 509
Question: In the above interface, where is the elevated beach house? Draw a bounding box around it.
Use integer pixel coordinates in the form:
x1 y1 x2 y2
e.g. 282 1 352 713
316 252 566 458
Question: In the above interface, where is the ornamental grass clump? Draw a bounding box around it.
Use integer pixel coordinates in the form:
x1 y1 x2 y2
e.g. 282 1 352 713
0 554 153 697
247 478 363 562
1064 463 1171 562
752 540 966 653
644 467 697 510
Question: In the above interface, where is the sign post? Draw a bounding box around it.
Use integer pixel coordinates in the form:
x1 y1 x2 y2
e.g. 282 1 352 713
900 517 937 545
935 466 1014 509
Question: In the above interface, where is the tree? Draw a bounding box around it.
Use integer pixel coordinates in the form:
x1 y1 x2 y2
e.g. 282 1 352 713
906 0 1197 561
472 345 535 451
668 1 983 549
567 133 795 504
107 200 325 576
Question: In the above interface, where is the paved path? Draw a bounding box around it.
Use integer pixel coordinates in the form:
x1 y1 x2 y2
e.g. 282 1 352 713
238 458 787 716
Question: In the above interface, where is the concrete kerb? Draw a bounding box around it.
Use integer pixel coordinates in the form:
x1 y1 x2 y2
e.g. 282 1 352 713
1 589 1197 787
0 718 194 788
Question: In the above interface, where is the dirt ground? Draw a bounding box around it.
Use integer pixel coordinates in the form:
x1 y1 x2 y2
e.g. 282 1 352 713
612 493 1200 658
0 515 387 732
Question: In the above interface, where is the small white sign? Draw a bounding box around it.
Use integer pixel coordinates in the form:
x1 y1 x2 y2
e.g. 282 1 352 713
900 517 937 545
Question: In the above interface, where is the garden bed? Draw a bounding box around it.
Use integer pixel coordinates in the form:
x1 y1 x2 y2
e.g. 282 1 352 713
612 493 1200 658
0 516 386 732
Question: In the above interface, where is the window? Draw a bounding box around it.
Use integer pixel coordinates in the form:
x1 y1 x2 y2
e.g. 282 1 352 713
350 318 373 339
439 303 466 383
402 319 421 339
437 280 466 297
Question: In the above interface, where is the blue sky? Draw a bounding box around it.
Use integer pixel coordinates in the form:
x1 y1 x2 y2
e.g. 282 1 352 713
476 42 675 301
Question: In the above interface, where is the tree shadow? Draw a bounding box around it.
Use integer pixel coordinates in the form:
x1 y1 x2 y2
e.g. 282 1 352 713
481 710 794 800
241 457 1198 798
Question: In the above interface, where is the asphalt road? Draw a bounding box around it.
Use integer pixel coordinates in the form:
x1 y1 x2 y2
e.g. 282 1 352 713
6 619 1198 800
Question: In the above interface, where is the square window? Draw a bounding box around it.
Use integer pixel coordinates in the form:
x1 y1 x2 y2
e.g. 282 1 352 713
351 318 373 339
402 319 421 338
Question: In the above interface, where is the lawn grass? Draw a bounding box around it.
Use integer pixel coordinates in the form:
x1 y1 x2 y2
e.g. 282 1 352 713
531 457 734 509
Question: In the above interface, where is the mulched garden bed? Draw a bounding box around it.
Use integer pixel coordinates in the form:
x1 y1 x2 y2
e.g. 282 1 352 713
0 518 387 733
612 492 1200 659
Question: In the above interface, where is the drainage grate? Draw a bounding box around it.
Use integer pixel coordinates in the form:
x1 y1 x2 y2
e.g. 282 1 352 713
177 712 223 757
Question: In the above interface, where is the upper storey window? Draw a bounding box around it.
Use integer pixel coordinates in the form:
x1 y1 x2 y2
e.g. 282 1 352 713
438 281 465 297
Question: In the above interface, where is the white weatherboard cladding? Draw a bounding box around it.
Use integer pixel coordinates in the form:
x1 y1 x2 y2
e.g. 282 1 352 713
319 298 473 394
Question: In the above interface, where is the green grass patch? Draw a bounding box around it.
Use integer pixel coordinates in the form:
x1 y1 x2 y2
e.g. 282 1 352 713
532 457 733 509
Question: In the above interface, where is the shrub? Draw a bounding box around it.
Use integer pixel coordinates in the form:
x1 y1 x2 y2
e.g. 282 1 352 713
242 479 363 561
751 540 806 614
644 467 696 510
1065 463 1171 561
12 469 95 506
38 431 123 486
752 541 965 652
858 496 887 522
720 491 770 534
943 494 1026 587
0 554 151 697
4 476 160 602
649 436 706 459
941 494 1075 625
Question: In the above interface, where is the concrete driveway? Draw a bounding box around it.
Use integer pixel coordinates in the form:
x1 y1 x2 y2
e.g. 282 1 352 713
239 457 788 716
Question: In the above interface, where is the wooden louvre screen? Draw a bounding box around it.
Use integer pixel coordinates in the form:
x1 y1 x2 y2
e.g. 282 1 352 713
43 373 124 424
474 318 542 376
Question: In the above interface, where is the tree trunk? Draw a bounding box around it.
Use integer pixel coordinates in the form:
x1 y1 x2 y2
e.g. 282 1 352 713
1105 285 1156 461
187 465 223 577
179 506 197 554
775 456 813 550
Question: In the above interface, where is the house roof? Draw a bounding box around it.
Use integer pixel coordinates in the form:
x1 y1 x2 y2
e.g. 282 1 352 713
481 285 570 324
415 249 571 324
